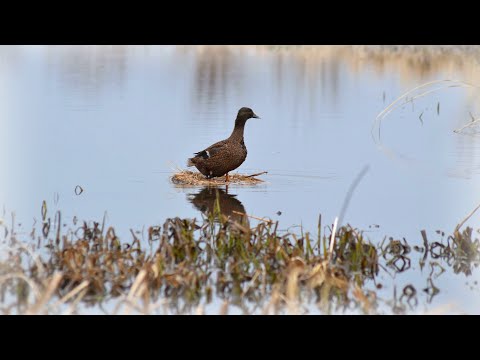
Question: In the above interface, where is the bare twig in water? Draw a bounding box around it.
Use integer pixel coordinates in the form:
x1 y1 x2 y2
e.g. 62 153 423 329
244 171 268 178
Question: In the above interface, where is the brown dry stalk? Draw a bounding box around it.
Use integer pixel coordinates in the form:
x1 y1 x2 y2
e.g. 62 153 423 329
127 269 148 301
352 283 372 313
62 287 89 315
286 266 302 314
54 280 89 308
244 171 268 178
27 272 63 314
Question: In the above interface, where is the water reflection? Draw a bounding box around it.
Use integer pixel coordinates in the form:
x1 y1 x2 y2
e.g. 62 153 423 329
45 45 129 108
187 187 250 227
272 45 480 83
192 46 244 114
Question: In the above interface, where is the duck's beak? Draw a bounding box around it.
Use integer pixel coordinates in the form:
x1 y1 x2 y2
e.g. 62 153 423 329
252 113 260 119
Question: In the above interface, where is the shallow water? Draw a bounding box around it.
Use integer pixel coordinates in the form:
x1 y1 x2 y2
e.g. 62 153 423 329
2 45 480 314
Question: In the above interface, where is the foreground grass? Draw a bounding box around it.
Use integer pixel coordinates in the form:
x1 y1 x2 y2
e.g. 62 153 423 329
0 201 479 314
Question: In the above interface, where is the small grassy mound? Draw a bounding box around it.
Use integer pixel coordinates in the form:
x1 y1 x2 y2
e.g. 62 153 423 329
171 170 267 187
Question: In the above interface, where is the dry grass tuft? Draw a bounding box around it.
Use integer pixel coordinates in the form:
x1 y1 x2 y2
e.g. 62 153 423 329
171 170 266 187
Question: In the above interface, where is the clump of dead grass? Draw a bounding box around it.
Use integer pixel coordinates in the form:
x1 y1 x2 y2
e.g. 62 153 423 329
171 170 267 187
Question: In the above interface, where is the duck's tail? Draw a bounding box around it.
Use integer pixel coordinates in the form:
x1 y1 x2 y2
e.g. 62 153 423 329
187 158 195 167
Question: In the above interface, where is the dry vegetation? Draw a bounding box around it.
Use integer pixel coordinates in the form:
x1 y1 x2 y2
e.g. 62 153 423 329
171 170 266 187
0 200 478 315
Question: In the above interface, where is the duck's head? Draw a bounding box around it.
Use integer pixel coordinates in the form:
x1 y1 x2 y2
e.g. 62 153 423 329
237 107 260 120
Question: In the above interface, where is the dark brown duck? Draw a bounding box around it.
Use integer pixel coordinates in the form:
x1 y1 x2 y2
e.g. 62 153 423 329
187 107 260 182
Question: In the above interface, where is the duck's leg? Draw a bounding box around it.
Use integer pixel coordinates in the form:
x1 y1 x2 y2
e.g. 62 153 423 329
225 173 229 183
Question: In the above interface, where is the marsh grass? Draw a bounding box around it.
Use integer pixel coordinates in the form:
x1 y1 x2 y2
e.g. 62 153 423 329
1 204 479 314
171 170 266 187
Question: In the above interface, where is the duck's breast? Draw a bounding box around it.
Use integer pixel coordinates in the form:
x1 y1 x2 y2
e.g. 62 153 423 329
225 141 247 171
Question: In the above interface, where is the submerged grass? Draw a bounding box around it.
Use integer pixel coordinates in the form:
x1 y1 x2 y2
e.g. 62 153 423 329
372 79 478 147
1 201 479 314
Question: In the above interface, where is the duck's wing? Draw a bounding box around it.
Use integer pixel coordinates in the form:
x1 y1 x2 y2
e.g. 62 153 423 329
194 139 228 159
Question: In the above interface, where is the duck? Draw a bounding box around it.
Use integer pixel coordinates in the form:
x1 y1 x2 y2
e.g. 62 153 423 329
187 107 260 182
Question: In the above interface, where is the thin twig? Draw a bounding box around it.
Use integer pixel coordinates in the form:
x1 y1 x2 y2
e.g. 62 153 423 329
245 171 268 178
232 211 274 224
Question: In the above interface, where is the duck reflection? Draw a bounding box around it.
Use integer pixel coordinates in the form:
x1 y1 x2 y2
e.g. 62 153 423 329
187 187 249 227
